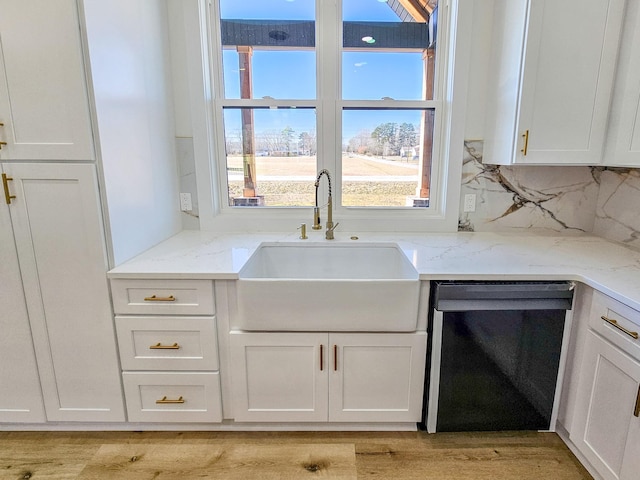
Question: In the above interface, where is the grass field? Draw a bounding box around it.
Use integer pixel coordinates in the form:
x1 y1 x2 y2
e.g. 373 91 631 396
226 154 423 207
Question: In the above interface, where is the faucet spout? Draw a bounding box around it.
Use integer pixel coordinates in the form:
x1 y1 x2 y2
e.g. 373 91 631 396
313 169 336 239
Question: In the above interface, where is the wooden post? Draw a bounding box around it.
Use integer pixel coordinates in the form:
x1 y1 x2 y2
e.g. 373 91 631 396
418 47 435 198
238 46 257 197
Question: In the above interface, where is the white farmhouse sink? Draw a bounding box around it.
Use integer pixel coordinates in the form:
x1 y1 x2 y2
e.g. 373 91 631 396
235 243 420 331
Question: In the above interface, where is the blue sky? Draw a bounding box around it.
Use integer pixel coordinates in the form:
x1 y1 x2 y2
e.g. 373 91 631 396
220 0 401 22
220 0 425 140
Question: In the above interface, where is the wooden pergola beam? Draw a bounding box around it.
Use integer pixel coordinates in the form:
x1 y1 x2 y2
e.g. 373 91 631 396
420 0 435 15
397 0 430 22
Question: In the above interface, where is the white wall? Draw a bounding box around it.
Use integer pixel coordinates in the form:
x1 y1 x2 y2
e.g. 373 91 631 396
166 0 201 230
463 2 493 140
167 0 193 137
83 0 182 265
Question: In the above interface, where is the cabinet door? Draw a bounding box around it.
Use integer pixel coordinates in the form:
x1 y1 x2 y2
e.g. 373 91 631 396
4 163 124 422
570 331 640 480
604 0 640 167
620 412 640 480
0 195 45 422
516 0 625 165
485 0 625 165
230 332 328 422
328 333 427 422
0 0 94 161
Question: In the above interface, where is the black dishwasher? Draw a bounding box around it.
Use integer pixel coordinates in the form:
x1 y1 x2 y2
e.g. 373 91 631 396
422 281 574 433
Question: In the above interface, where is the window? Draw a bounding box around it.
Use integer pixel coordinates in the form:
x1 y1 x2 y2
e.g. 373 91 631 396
211 0 443 213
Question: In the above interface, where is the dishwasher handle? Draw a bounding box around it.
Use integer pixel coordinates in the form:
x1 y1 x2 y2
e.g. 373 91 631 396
435 298 574 312
434 281 574 312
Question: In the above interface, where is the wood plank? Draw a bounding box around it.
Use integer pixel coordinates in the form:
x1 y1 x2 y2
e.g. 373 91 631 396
0 431 592 479
0 443 100 479
355 444 591 479
77 443 357 480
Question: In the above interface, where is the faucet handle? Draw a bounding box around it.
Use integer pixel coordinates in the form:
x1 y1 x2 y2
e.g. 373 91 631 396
325 222 339 240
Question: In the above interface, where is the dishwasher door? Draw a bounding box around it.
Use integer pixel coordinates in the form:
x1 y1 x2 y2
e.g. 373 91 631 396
423 281 574 433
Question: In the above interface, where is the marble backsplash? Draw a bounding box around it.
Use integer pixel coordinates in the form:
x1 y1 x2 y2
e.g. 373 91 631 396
459 141 640 250
592 167 640 249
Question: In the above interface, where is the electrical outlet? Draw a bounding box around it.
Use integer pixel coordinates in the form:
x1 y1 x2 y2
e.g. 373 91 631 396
463 194 476 212
179 193 192 212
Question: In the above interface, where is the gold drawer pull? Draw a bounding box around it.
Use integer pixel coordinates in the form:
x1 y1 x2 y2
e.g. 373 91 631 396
143 295 176 302
149 342 180 350
635 386 640 418
155 396 184 404
0 141 7 149
601 316 639 340
2 173 15 204
521 130 529 156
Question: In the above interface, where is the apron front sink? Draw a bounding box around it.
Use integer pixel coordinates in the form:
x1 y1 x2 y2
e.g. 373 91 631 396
235 243 420 332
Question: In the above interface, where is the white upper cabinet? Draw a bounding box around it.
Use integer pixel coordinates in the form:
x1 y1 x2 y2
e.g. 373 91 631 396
604 0 640 167
0 0 94 161
484 0 625 165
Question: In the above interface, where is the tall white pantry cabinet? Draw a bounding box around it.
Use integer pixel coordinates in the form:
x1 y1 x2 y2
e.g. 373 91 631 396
0 0 123 422
0 0 181 423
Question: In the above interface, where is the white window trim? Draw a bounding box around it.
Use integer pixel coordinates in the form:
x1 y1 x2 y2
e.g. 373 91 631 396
183 0 472 233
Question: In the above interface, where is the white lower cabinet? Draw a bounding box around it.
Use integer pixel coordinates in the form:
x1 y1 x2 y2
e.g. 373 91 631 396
111 279 223 423
230 332 427 423
0 193 45 422
1 163 124 422
571 332 640 480
230 333 327 423
570 291 640 480
122 372 222 423
115 316 219 372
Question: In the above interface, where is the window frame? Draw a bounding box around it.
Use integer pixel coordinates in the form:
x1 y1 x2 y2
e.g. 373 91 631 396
190 0 469 233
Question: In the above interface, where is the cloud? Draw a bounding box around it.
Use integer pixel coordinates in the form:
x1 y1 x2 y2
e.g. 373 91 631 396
354 62 367 67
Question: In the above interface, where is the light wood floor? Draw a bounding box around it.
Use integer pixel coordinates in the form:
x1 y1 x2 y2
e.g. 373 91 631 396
0 430 593 479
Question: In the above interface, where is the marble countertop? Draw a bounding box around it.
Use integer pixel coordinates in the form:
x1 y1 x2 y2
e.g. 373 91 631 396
108 230 640 311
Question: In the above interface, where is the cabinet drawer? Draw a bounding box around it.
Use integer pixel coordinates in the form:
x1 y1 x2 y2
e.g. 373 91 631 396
122 372 222 423
116 316 219 371
590 291 640 360
111 279 214 315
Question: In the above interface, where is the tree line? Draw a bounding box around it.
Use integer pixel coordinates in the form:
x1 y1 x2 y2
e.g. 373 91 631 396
225 122 419 157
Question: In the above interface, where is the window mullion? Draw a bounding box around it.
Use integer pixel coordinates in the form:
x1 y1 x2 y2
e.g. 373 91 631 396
220 99 318 109
341 100 442 110
316 0 342 204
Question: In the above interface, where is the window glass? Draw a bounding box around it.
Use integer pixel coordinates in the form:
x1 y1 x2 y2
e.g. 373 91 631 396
342 51 424 100
214 0 439 211
219 0 316 99
342 109 434 207
342 0 435 101
341 0 437 208
223 107 317 207
223 50 316 99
